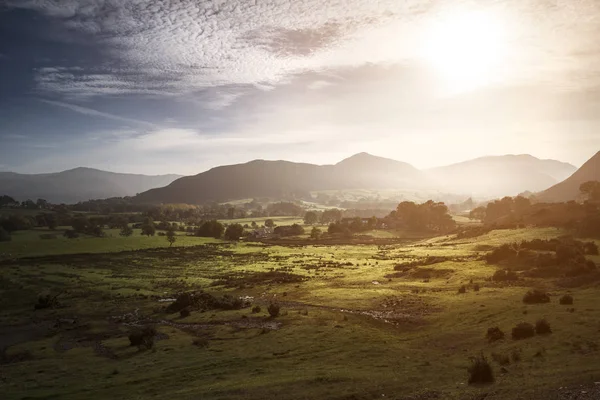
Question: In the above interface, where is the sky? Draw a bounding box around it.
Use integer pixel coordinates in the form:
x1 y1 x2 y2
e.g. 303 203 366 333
0 0 599 175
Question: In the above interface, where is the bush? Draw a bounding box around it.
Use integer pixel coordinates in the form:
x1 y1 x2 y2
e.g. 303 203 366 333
512 322 535 340
251 305 261 314
486 327 505 343
224 223 244 241
559 294 573 305
523 289 550 304
535 319 552 335
39 233 58 240
491 352 510 366
128 326 156 350
492 270 518 282
0 227 11 242
180 308 191 318
192 338 209 348
34 293 61 310
63 229 79 239
584 242 599 255
473 283 480 292
468 354 494 385
267 303 280 318
458 285 466 294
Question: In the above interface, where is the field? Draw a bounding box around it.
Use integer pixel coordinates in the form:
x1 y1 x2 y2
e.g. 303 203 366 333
1 224 600 400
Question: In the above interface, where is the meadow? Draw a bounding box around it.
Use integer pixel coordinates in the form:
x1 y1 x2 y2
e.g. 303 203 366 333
1 223 600 400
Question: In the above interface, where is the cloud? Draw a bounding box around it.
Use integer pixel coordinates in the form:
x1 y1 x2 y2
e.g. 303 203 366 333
39 99 158 128
8 0 600 101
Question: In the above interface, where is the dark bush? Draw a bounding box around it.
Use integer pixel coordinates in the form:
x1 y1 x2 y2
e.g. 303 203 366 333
39 233 58 240
486 327 505 343
192 338 209 348
512 322 535 340
468 354 494 385
267 302 280 318
251 305 261 314
128 326 156 350
584 241 599 255
486 244 517 264
166 291 248 314
473 283 480 292
535 319 552 335
180 308 190 318
458 285 467 294
63 229 79 239
559 294 573 305
523 289 550 304
34 293 61 310
511 349 522 363
492 270 518 282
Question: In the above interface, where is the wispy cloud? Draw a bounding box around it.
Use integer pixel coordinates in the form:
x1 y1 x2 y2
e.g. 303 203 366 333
38 99 158 128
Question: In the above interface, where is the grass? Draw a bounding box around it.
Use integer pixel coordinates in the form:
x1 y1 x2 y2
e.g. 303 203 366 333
1 224 600 399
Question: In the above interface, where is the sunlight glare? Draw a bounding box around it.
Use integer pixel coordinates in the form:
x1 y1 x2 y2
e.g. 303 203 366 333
421 10 509 94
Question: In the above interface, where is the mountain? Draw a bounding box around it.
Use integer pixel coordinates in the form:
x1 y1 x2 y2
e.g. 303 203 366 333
537 151 600 202
0 167 183 204
135 153 428 204
426 155 577 199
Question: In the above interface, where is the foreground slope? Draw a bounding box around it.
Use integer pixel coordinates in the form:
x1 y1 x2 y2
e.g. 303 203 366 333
0 168 182 203
537 151 600 202
135 153 426 204
427 155 577 198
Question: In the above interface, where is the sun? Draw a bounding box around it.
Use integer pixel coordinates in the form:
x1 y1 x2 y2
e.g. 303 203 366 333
421 9 508 94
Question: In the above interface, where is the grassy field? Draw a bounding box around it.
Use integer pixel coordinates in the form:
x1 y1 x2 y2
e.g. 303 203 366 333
1 223 599 400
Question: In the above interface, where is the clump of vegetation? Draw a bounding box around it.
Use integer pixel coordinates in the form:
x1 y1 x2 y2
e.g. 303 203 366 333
535 319 552 335
192 338 209 348
467 354 494 385
492 269 518 282
559 294 574 305
179 308 190 318
267 303 280 318
34 292 62 310
224 223 244 241
128 326 156 350
0 226 11 242
511 322 535 340
0 348 33 364
119 225 133 237
491 352 510 366
165 291 249 314
473 283 480 292
486 327 505 343
252 305 261 314
63 229 79 239
458 285 466 294
523 289 550 304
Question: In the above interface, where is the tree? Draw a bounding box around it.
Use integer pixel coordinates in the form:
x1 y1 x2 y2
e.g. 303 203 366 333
0 195 17 207
194 220 224 238
264 219 275 228
320 209 342 224
580 181 600 203
36 199 49 209
45 214 58 230
303 211 318 225
166 227 177 247
310 226 322 239
227 207 236 219
224 223 244 241
120 225 134 237
141 218 156 237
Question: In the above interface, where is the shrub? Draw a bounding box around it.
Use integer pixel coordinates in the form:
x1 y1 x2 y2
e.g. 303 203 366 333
267 302 280 318
584 241 599 255
128 326 156 350
523 289 550 304
492 270 518 282
473 283 480 292
535 319 552 335
251 305 261 314
510 349 522 363
192 338 209 348
559 294 573 305
63 229 79 239
39 233 58 240
512 322 535 340
180 308 190 318
491 352 510 366
458 285 467 294
0 226 11 242
468 354 494 385
34 293 61 310
486 327 505 343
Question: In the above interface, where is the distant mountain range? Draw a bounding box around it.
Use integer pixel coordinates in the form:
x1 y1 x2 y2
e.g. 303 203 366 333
537 151 600 202
0 168 182 204
134 153 579 205
2 153 591 205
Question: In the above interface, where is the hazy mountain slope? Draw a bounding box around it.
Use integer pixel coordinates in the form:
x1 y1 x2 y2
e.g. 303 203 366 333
427 155 577 198
537 151 600 202
0 168 183 203
135 153 428 204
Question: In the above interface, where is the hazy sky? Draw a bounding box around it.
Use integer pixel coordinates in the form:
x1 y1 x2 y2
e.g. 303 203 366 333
1 0 599 175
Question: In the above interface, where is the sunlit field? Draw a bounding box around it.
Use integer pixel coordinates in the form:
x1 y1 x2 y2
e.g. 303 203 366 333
2 221 599 400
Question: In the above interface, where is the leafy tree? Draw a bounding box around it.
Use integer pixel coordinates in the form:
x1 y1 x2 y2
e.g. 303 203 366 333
166 227 177 247
224 223 244 241
264 219 275 228
310 226 322 239
119 225 134 237
321 209 342 224
303 211 318 225
274 224 305 237
141 223 156 237
0 226 11 242
45 214 58 230
63 229 79 239
71 216 89 233
580 181 600 203
0 215 33 232
36 199 49 209
0 195 17 207
195 220 224 238
227 207 236 219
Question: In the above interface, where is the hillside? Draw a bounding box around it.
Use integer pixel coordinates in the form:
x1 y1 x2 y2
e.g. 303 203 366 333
427 154 577 198
537 151 600 202
135 153 428 204
0 168 182 204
